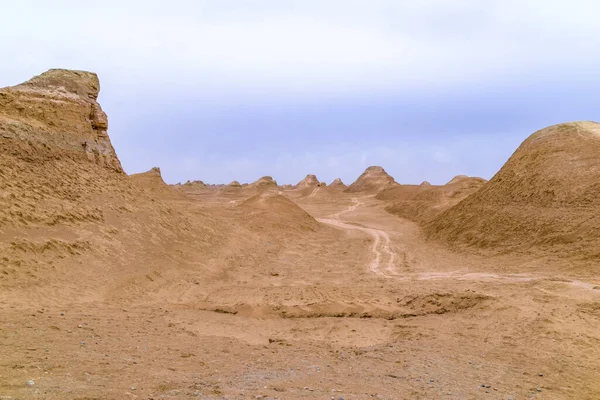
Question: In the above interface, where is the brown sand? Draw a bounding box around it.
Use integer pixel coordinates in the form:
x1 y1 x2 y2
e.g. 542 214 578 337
1 71 600 400
427 121 600 265
377 176 486 225
344 166 398 194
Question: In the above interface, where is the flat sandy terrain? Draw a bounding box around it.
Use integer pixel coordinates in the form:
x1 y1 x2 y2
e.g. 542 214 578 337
2 187 599 400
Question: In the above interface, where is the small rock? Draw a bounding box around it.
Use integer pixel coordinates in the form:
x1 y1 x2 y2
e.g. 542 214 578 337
538 373 544 377
536 387 542 392
26 380 35 388
486 385 491 388
481 384 486 387
131 386 136 391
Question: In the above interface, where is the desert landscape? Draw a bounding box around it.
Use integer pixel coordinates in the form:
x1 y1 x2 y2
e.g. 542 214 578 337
1 69 599 400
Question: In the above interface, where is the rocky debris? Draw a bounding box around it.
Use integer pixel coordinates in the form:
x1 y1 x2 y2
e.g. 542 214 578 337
26 380 35 388
344 166 398 194
0 69 123 172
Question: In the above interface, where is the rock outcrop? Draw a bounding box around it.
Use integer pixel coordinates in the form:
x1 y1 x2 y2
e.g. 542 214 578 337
296 174 320 188
183 180 207 189
329 178 347 190
344 166 398 194
0 69 123 172
250 176 278 191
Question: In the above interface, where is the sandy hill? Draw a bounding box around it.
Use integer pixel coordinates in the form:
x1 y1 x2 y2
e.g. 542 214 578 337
377 176 486 224
296 174 320 188
0 69 219 303
228 180 242 187
344 166 398 194
237 193 318 232
248 175 278 191
427 121 600 260
329 178 347 190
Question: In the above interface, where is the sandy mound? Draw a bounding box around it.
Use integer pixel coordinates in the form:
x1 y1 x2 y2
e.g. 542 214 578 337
296 174 320 188
329 178 347 190
248 176 278 191
427 121 600 259
182 180 207 189
377 176 486 224
446 175 470 185
0 69 216 301
237 193 318 232
228 180 242 188
344 166 398 194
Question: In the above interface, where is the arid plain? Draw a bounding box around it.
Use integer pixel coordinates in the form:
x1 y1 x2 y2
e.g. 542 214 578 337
1 70 599 399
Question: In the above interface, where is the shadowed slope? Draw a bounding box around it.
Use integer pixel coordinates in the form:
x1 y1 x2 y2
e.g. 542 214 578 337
427 121 600 260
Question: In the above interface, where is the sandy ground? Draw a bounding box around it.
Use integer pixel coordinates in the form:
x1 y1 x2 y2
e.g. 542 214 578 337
1 189 600 400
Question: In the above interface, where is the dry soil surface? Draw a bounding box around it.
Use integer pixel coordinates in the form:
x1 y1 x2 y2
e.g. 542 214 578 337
2 188 600 400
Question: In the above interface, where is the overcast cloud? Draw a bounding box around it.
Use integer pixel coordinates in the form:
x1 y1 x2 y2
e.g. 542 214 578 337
1 0 599 184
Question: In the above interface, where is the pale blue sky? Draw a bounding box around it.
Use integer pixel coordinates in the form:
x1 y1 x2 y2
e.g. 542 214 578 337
1 0 599 184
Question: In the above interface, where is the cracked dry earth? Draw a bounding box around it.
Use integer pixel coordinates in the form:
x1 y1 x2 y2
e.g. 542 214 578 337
2 190 600 400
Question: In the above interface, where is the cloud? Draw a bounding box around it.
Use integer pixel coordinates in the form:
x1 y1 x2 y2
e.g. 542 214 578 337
2 0 600 100
1 1 599 185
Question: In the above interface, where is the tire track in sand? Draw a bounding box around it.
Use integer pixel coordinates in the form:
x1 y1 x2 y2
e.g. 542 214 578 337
317 199 397 277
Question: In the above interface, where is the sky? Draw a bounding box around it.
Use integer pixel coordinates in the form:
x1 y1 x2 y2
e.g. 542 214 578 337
1 0 600 185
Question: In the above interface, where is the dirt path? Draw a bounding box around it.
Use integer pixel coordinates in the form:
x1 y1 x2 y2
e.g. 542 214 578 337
316 198 600 290
317 199 398 277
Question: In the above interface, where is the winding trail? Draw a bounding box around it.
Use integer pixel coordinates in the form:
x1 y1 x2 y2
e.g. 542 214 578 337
315 198 600 291
317 199 398 277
